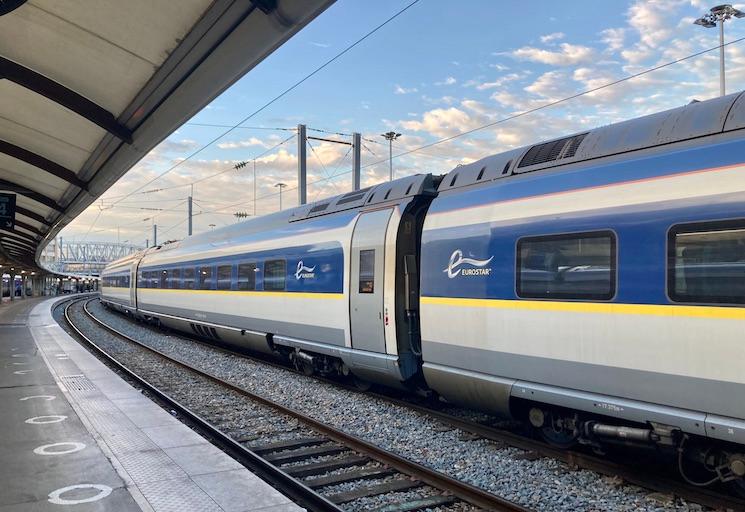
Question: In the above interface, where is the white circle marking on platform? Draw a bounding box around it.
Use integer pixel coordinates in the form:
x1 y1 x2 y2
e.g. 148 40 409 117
34 442 86 456
12 362 29 365
25 415 67 424
48 484 112 505
19 395 56 401
13 370 31 375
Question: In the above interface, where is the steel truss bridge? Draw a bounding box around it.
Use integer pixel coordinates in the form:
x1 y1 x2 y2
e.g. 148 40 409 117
42 240 142 277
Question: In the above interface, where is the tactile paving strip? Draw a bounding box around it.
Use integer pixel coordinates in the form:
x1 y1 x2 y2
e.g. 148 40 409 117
61 374 97 391
138 478 223 512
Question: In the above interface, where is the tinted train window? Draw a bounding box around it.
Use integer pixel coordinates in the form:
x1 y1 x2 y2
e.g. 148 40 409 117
183 267 195 290
138 272 147 288
237 263 256 290
359 250 375 293
517 231 616 300
199 266 213 290
669 221 745 304
217 265 232 290
159 270 167 289
168 268 181 289
264 260 286 291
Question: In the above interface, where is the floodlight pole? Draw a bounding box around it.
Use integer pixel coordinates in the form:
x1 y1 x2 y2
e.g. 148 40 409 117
381 131 401 181
275 182 287 211
719 17 725 97
694 4 744 97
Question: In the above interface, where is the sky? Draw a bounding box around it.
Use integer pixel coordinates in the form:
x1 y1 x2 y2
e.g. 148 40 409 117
61 0 745 246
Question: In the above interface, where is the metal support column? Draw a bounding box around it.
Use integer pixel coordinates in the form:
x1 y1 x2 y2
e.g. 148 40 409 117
352 132 361 191
297 124 307 205
153 224 157 246
187 195 193 236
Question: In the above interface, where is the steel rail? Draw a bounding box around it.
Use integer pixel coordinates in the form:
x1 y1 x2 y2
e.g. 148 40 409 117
73 298 531 512
89 298 745 512
61 298 344 512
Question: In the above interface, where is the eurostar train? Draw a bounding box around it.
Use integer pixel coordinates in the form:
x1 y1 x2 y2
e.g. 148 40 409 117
102 92 745 492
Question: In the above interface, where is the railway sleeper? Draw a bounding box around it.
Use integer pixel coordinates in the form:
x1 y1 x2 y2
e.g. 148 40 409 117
325 478 422 504
282 455 371 477
368 495 459 512
305 466 396 489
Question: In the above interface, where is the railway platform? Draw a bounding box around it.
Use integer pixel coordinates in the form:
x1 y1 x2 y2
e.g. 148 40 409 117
0 296 303 512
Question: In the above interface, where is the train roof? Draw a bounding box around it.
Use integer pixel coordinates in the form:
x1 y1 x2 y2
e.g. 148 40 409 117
438 90 745 193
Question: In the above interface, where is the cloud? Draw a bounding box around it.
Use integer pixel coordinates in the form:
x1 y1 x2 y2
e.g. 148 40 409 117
216 137 268 149
512 43 595 66
311 41 330 48
600 28 625 52
435 76 457 86
476 72 524 90
540 32 565 43
394 84 418 94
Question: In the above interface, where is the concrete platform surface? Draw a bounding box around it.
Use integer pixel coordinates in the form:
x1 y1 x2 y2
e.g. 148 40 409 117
0 296 304 512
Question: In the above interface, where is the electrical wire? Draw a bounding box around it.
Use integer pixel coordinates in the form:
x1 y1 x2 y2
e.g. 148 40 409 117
361 35 745 171
106 0 421 208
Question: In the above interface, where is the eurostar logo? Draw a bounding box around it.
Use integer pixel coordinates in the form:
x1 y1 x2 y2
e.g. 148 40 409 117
443 249 493 278
295 260 316 280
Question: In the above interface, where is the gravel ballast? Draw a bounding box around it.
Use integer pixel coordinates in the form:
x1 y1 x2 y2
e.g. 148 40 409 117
79 299 707 512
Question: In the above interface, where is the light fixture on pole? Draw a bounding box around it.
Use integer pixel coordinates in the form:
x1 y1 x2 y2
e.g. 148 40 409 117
381 131 402 181
275 182 287 211
694 3 744 96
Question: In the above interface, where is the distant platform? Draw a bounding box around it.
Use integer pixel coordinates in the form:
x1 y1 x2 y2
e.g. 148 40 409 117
0 296 303 512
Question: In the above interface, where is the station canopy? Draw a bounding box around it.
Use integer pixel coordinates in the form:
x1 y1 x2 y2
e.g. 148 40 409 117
0 0 332 273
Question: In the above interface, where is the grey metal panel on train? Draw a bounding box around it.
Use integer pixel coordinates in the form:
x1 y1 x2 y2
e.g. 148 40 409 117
273 335 405 386
291 173 436 221
511 381 708 437
435 148 524 192
704 414 745 445
422 362 514 417
438 91 745 191
422 340 744 420
137 302 345 346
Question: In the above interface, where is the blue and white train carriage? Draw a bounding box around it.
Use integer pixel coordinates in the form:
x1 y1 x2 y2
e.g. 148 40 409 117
102 91 745 491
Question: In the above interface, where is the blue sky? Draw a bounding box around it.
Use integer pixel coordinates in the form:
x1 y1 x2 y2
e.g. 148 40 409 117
66 0 745 244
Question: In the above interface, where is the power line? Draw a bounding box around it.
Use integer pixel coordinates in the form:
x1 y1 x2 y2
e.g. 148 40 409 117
107 0 421 208
361 35 745 171
185 123 296 131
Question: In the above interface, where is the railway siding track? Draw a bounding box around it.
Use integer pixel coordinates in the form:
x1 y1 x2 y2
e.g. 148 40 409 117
61 297 529 512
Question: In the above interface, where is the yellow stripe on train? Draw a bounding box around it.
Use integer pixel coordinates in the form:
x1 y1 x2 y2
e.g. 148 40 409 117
420 296 745 320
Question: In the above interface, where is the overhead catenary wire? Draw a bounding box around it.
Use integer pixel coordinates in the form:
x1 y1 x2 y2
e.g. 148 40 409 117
360 35 745 171
105 0 421 208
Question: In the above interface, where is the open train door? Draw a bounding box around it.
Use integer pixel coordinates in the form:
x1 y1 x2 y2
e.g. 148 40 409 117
350 208 392 353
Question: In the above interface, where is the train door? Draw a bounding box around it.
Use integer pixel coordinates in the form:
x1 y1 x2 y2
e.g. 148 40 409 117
130 263 137 308
350 208 392 353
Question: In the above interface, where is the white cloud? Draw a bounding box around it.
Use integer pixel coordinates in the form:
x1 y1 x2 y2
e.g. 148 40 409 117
512 43 595 66
600 27 625 52
435 76 457 86
400 107 483 138
394 84 418 94
540 32 565 43
217 137 267 149
476 72 524 90
311 41 330 48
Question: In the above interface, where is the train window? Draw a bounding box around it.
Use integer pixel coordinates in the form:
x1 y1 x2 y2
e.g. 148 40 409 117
159 270 167 289
264 260 286 291
359 249 375 293
237 263 257 290
168 268 181 289
138 272 147 288
183 267 195 290
217 265 232 290
199 266 214 290
150 271 159 289
669 220 745 304
517 231 616 300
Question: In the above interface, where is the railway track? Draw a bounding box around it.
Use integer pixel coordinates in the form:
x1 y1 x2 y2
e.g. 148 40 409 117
81 297 745 512
60 297 530 512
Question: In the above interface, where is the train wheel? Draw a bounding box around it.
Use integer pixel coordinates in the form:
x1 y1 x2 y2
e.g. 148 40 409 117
531 409 579 449
352 375 371 391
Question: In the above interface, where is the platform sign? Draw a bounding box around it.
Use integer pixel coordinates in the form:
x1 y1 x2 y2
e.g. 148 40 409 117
0 193 16 230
